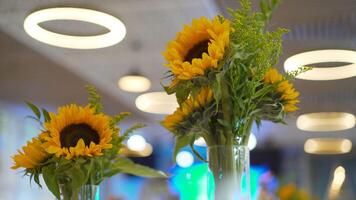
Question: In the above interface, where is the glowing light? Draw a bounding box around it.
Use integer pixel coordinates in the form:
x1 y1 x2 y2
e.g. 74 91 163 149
194 133 257 150
284 50 356 80
248 134 257 150
176 151 194 168
127 135 146 151
118 75 151 93
194 137 206 147
24 8 126 49
121 143 153 157
329 166 346 200
304 138 352 154
297 112 355 132
135 92 179 114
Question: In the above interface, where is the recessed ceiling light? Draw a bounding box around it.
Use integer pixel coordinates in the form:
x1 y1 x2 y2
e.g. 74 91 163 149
284 50 356 80
118 75 151 93
297 112 355 132
24 7 126 49
304 138 352 154
135 92 178 114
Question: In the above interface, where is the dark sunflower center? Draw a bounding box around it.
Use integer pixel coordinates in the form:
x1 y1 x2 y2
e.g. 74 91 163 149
184 40 210 63
60 123 100 148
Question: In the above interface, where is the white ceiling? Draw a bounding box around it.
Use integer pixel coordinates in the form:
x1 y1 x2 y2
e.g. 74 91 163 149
0 0 356 148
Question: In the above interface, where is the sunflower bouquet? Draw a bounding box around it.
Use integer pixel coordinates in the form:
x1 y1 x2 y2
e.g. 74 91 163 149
161 0 307 199
11 86 166 200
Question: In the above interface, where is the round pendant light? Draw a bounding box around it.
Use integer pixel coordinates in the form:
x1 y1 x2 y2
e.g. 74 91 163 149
135 92 178 114
297 112 355 132
24 8 126 49
118 75 151 93
304 138 352 154
284 50 356 80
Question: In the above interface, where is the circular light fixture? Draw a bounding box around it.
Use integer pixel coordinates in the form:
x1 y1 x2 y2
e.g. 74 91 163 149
127 135 146 151
24 8 126 49
176 151 194 168
135 92 179 114
194 133 257 150
304 138 352 154
284 50 356 80
118 75 151 93
297 112 355 132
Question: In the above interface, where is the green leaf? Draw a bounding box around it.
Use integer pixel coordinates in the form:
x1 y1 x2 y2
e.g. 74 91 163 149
175 81 192 104
173 135 191 161
42 108 51 122
34 173 42 188
110 112 130 127
26 102 41 120
121 123 146 140
109 157 167 178
66 165 87 189
189 137 207 162
42 165 60 199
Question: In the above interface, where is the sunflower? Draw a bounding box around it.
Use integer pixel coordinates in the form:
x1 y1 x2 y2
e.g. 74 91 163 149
43 104 113 160
12 136 48 170
163 16 230 84
278 184 297 200
263 68 300 112
163 87 213 132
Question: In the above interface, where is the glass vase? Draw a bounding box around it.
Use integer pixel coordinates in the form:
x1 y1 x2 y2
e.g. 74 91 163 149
59 184 100 200
207 145 250 200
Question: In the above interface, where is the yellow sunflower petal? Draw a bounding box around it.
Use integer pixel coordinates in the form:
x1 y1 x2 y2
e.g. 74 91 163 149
11 137 48 170
43 104 113 159
163 16 230 83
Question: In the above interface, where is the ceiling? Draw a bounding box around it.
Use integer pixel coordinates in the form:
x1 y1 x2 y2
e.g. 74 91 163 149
0 0 355 148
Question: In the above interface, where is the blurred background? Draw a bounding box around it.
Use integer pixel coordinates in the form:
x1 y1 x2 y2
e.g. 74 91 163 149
0 0 356 199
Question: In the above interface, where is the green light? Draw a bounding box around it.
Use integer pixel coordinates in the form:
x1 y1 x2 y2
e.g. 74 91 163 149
171 164 267 200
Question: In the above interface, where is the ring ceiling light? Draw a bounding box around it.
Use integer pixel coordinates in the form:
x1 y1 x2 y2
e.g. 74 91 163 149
24 8 126 49
284 50 356 80
297 112 355 132
135 92 179 114
304 138 352 154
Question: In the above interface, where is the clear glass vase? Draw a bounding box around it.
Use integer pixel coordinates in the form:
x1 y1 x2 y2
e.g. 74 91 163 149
207 145 250 200
59 184 100 200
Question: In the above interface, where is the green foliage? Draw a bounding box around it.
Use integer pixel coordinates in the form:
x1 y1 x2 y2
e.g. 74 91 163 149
110 112 130 128
107 157 167 178
285 66 312 79
42 164 60 199
25 102 52 126
18 86 167 199
162 0 298 150
86 85 103 113
26 102 41 120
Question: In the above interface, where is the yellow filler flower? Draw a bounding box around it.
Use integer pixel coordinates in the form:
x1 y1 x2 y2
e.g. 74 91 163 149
264 68 300 112
163 87 213 132
43 104 113 159
163 16 230 83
